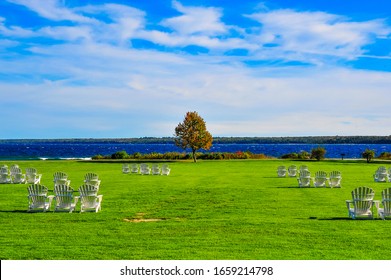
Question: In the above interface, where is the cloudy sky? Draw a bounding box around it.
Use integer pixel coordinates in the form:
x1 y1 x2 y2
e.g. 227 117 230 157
1 0 391 139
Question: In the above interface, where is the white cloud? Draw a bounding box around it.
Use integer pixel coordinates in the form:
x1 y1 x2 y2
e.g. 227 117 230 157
162 0 227 36
0 17 35 37
7 0 93 23
247 9 391 60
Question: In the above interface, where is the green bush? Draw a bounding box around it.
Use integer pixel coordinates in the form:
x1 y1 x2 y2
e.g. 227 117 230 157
280 153 298 159
377 152 391 160
311 146 326 161
111 150 129 159
298 151 310 160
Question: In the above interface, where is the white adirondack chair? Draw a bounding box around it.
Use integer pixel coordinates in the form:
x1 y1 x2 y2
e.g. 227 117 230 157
140 163 151 175
346 187 375 219
53 172 71 187
287 165 297 177
11 171 26 184
10 164 20 177
0 173 11 184
313 171 328 187
122 164 130 174
151 164 161 175
78 185 103 213
53 184 79 213
84 173 101 189
297 170 311 187
277 166 287 177
373 167 388 182
378 188 391 220
25 168 42 184
161 164 171 176
0 166 9 175
131 164 139 174
328 171 342 188
27 184 54 212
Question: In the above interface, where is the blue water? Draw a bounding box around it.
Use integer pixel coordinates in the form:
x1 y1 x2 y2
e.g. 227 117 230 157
0 141 391 160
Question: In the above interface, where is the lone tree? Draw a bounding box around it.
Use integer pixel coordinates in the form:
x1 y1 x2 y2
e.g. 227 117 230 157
362 149 375 163
174 111 213 162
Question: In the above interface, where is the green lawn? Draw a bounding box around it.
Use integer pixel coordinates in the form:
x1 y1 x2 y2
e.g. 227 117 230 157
1 159 391 260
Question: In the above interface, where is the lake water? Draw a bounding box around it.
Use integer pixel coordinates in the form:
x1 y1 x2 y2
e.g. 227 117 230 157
0 141 391 160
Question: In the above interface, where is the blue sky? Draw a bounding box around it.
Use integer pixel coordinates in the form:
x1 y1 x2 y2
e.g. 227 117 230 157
1 0 391 139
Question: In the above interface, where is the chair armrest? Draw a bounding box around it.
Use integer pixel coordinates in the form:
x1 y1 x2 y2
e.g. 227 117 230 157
97 195 103 203
47 195 54 204
346 200 353 209
74 196 80 204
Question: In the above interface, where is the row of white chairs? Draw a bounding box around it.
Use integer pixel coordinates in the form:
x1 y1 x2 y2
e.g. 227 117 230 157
277 165 341 188
122 163 171 175
27 184 102 213
0 165 42 184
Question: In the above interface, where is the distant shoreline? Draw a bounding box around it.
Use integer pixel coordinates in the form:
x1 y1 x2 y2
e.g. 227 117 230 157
1 135 391 144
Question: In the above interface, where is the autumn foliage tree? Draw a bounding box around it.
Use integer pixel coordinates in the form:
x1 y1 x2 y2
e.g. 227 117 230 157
174 111 213 162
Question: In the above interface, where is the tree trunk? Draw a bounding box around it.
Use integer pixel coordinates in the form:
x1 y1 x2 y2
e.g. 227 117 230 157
192 149 197 163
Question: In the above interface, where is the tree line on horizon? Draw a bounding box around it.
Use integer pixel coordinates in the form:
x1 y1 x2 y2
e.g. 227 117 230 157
2 135 391 144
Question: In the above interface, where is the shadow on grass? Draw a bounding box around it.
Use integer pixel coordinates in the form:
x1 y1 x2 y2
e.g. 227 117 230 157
309 216 378 221
276 186 307 188
0 210 30 213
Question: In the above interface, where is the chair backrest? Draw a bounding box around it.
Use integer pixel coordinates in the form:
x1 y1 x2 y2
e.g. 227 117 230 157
84 173 99 181
382 188 391 200
329 171 341 178
299 165 308 171
54 184 73 195
349 187 375 216
26 168 37 175
0 167 8 174
315 171 327 178
10 166 22 175
351 187 375 201
376 166 387 173
79 184 101 211
381 188 391 215
28 184 48 196
54 185 75 210
79 184 98 196
27 185 51 211
53 172 68 181
288 165 297 171
299 170 311 178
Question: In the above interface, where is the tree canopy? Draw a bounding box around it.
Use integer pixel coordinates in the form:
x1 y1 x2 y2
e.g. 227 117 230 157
174 111 213 162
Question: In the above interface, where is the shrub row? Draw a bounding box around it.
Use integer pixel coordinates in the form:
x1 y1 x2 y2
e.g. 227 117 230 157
92 150 270 160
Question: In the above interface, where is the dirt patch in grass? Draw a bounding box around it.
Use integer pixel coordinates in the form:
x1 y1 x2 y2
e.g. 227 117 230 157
123 212 184 223
123 218 165 223
124 212 165 223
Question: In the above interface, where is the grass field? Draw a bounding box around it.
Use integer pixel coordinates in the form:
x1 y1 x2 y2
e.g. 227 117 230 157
1 159 391 260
